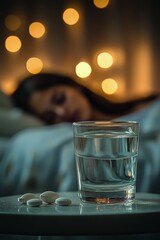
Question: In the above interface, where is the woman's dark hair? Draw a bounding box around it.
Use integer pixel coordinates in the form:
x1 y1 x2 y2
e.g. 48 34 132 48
12 72 159 121
12 73 82 112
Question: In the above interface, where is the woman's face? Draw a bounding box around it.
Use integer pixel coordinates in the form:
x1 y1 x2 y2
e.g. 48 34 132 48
29 85 93 124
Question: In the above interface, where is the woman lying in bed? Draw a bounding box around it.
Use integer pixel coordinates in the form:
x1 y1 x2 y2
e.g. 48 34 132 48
0 73 159 196
11 72 158 125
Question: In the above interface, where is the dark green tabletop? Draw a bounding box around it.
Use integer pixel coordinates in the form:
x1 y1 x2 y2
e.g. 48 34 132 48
0 192 160 236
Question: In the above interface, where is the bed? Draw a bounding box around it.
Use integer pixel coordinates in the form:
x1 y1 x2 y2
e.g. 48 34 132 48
0 91 160 196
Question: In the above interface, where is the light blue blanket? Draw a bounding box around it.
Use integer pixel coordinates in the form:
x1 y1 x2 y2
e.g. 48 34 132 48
0 99 160 196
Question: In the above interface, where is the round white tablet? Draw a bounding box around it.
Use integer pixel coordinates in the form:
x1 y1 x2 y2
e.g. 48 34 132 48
40 191 59 204
55 197 72 206
18 193 37 204
27 198 42 207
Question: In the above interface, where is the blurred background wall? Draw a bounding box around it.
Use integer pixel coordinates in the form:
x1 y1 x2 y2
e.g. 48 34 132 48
0 0 159 102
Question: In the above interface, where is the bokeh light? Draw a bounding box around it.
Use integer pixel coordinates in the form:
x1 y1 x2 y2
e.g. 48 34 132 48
29 22 45 38
26 57 43 74
97 52 113 68
93 0 109 9
5 14 21 31
1 80 16 95
63 8 79 25
101 78 118 95
75 62 92 78
5 36 22 52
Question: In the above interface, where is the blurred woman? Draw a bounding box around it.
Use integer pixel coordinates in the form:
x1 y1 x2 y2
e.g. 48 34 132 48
1 72 159 195
11 72 159 124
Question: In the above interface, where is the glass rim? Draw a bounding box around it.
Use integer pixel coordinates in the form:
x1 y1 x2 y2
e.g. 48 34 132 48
72 120 139 127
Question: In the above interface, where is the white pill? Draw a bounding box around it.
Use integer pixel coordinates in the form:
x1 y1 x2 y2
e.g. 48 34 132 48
27 198 42 207
40 191 59 204
55 197 72 206
18 193 37 204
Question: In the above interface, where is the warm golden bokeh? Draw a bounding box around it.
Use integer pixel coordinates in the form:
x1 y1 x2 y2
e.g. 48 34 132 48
5 14 21 31
0 0 159 99
75 62 92 78
93 0 109 9
97 52 113 68
101 78 118 95
5 36 22 52
26 57 43 74
63 8 79 25
29 22 45 38
1 80 16 95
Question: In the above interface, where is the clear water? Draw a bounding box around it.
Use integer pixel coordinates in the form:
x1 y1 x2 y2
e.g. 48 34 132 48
74 130 138 204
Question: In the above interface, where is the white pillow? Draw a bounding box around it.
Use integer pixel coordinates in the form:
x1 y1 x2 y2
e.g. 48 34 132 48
0 91 45 137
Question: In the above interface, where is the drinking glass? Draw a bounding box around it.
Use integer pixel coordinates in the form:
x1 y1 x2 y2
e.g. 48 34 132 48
73 121 139 205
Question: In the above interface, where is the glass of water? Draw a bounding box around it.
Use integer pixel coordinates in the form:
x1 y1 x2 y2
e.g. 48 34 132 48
73 121 139 205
